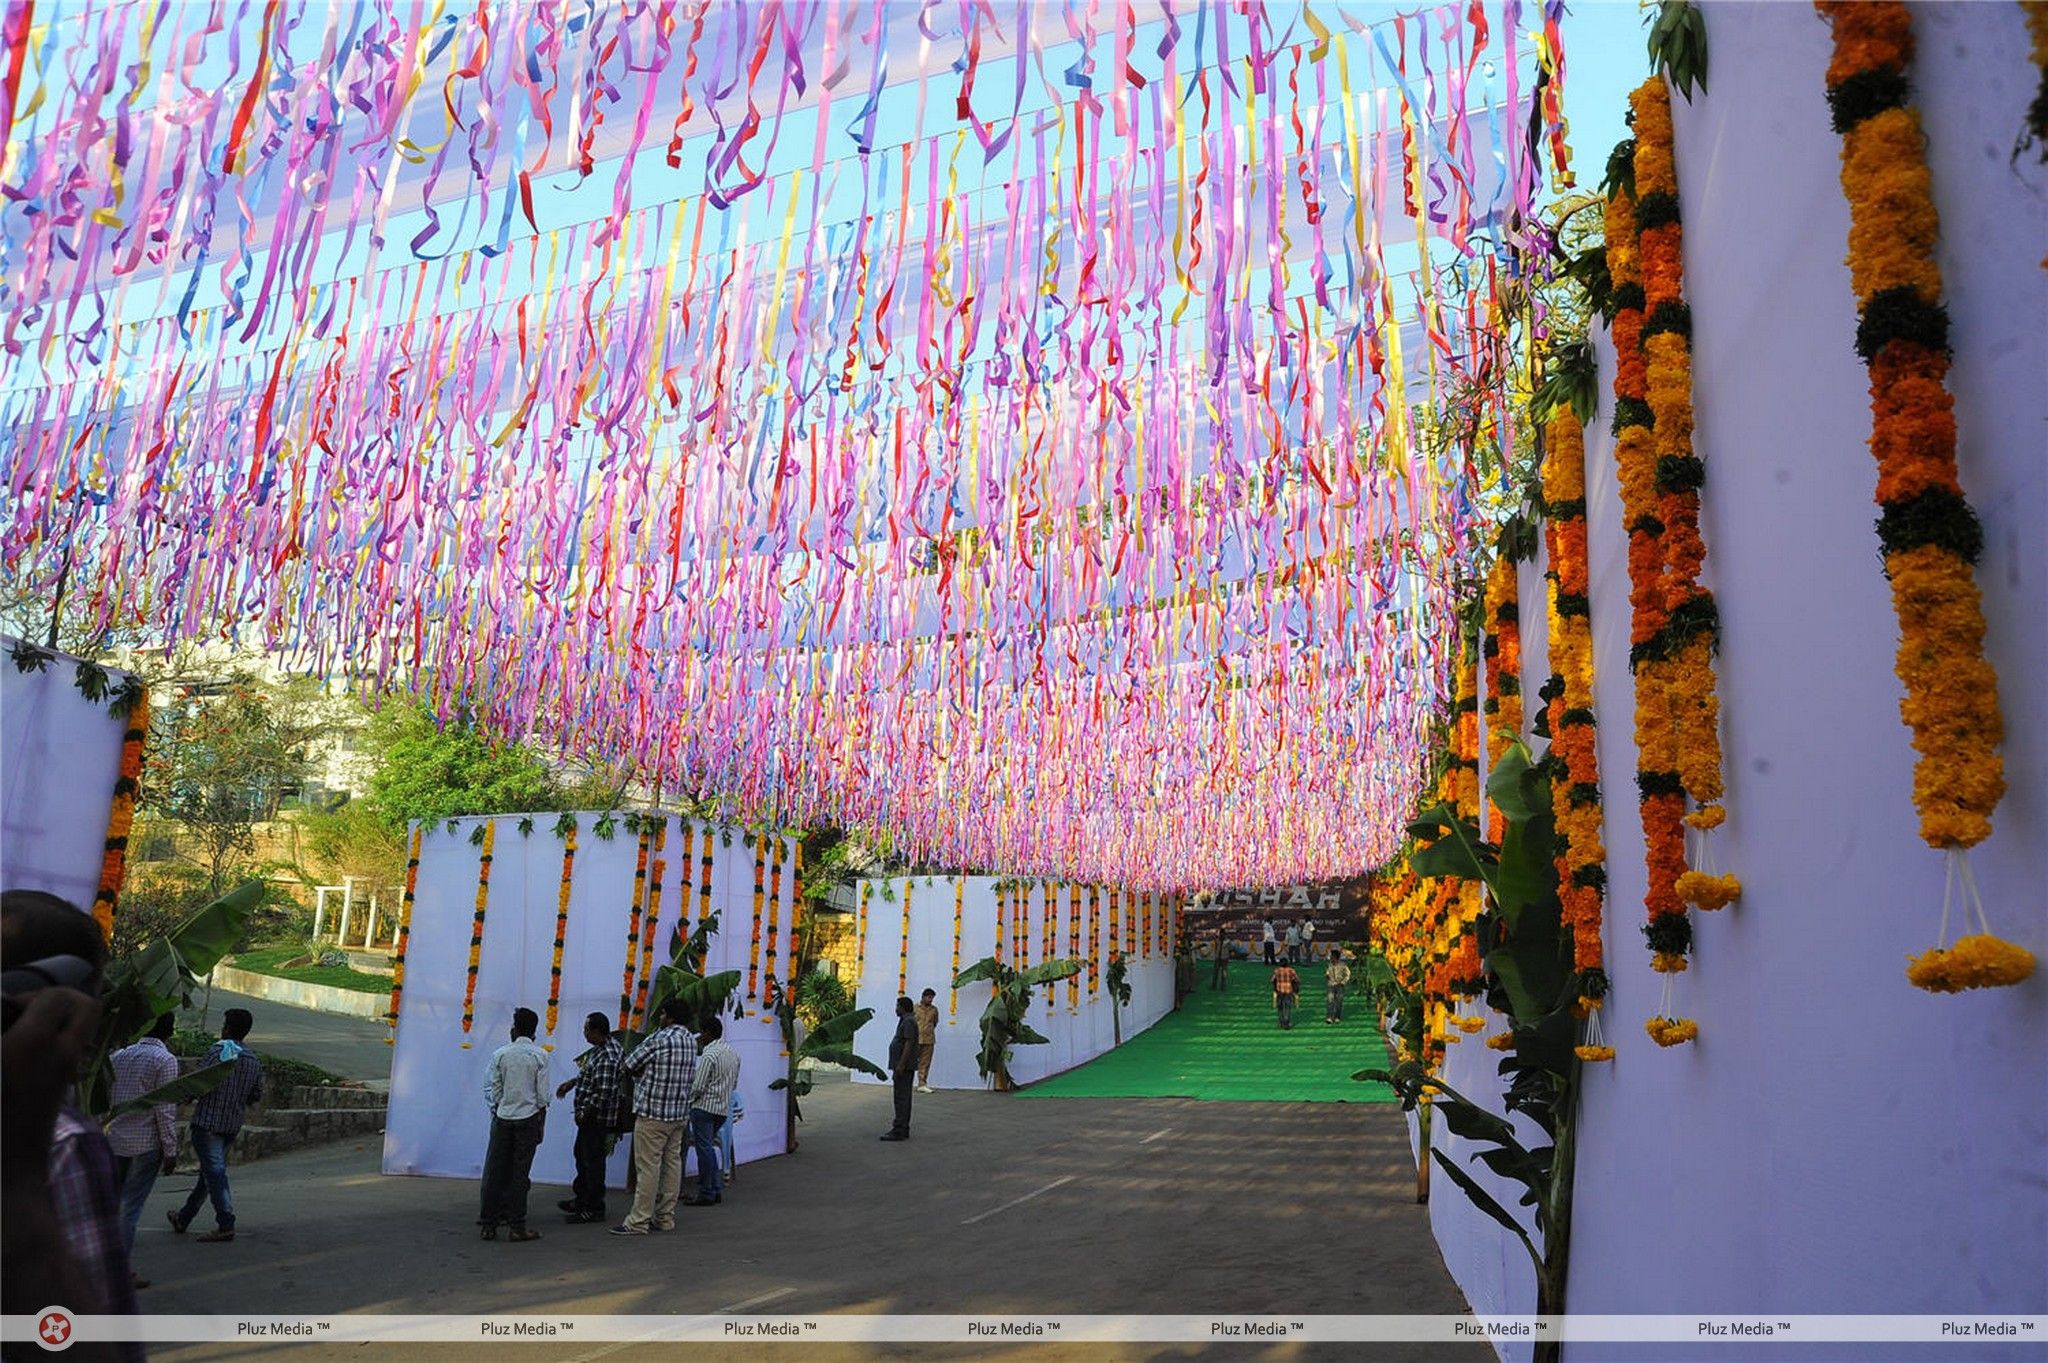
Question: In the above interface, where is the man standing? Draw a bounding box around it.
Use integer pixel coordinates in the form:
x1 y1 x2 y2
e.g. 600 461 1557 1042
478 1007 549 1242
555 1012 621 1224
1283 920 1302 965
1300 919 1317 962
169 1007 263 1243
1324 951 1353 1024
1261 916 1277 964
881 996 918 1141
1210 923 1229 990
611 997 697 1235
683 1016 740 1208
106 1012 179 1275
912 988 940 1092
1271 960 1301 1030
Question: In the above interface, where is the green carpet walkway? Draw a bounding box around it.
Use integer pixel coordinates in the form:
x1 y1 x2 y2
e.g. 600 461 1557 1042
1017 960 1398 1103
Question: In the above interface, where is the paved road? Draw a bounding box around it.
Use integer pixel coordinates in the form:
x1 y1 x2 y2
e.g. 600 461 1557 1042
133 1079 1484 1363
177 988 393 1082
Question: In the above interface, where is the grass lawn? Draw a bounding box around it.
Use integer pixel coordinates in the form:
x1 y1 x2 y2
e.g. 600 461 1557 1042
230 945 391 995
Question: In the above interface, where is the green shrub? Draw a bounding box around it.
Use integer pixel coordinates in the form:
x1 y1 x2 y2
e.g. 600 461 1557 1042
795 970 854 1031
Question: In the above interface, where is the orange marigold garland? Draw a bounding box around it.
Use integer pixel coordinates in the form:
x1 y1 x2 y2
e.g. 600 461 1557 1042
855 878 871 982
543 821 577 1040
619 824 652 1028
1605 132 1696 1037
1816 1 2032 993
1482 552 1524 759
746 834 766 1002
1068 884 1083 1011
693 823 715 972
762 834 783 1013
1045 882 1059 1014
386 825 423 1043
1633 78 1741 920
460 821 496 1046
92 686 148 942
1540 409 1609 978
1086 886 1101 997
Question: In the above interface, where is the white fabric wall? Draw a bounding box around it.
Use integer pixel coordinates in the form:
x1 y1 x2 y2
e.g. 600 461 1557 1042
1418 7 2048 1360
852 877 1177 1089
1 641 127 911
384 815 794 1187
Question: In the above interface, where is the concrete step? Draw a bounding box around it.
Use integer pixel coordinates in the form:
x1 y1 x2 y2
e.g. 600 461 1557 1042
280 1084 385 1110
176 1106 385 1167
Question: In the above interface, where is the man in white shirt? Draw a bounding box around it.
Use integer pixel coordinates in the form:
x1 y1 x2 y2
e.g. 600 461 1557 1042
1283 920 1302 964
1261 917 1277 964
1300 919 1317 961
479 1007 550 1242
683 1016 741 1207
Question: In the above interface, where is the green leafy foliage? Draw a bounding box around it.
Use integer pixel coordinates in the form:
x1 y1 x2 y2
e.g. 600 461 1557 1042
84 882 262 1116
953 955 1083 1089
1646 1 1708 101
359 698 568 834
794 970 854 1031
1531 337 1600 427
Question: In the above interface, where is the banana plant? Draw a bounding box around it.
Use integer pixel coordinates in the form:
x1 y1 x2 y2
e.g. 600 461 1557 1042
1358 743 1596 1363
84 881 262 1118
1105 953 1132 1046
952 955 1082 1090
769 1005 886 1122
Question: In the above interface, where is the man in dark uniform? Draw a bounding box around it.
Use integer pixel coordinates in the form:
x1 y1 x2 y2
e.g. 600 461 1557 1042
881 996 918 1141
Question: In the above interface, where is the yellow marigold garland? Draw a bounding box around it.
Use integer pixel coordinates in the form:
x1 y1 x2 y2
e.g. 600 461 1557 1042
1541 409 1609 974
1482 552 1524 759
386 825 422 1043
1634 79 1740 911
92 688 149 942
1816 1 2031 992
633 844 668 1030
762 834 783 1013
897 880 912 996
1045 882 1059 1014
949 874 965 1016
544 823 577 1040
1606 126 1696 1041
460 821 496 1045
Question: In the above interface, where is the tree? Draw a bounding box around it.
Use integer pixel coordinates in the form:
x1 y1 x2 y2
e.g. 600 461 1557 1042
952 955 1084 1091
145 678 327 893
360 698 569 833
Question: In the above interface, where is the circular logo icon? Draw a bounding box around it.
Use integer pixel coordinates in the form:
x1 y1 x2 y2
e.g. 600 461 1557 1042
35 1308 74 1352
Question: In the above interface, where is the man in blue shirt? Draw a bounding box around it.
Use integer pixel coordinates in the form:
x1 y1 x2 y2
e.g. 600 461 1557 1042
168 1007 264 1243
478 1007 549 1242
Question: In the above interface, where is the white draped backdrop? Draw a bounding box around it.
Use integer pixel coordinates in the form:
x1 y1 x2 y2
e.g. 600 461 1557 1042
1412 7 2047 1359
384 815 794 1187
852 877 1177 1090
0 639 127 912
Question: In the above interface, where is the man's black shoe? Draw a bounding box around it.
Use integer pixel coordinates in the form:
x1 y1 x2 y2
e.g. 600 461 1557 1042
879 1132 908 1141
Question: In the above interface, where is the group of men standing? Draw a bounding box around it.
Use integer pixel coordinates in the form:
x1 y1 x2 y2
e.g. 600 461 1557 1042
478 998 743 1241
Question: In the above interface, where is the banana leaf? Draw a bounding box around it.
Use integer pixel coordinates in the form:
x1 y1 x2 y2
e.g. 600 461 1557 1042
102 1061 232 1120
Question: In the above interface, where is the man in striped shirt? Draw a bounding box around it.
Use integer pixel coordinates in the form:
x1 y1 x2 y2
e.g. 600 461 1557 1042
610 997 697 1235
106 1012 180 1268
683 1016 741 1207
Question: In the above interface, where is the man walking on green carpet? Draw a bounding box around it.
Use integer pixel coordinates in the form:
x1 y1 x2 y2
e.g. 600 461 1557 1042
1325 952 1352 1023
1271 961 1300 1029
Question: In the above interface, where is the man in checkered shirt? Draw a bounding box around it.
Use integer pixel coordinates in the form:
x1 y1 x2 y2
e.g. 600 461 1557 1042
610 997 697 1236
555 1012 623 1223
169 1008 264 1242
106 1011 181 1269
